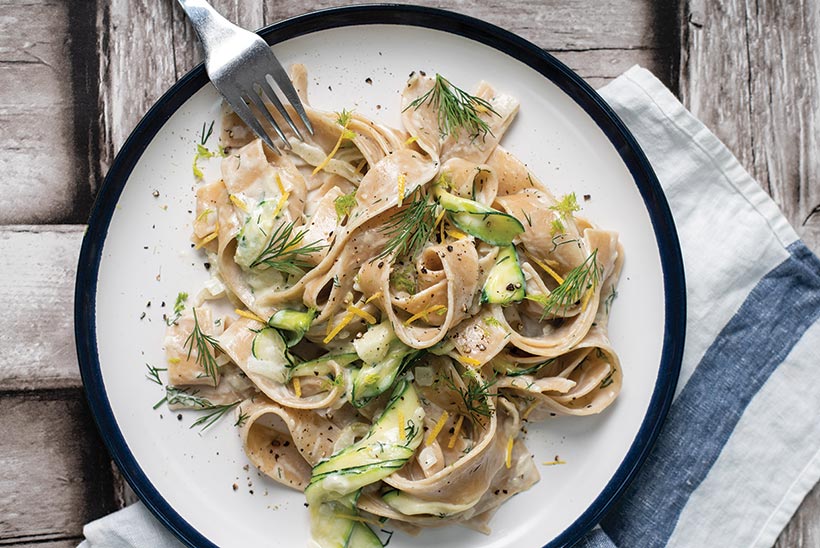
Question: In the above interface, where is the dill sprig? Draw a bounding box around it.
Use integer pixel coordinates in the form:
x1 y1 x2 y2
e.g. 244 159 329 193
600 369 615 389
190 401 240 431
249 220 326 274
145 363 166 385
164 386 211 408
376 187 437 261
164 291 188 326
447 371 496 425
159 387 241 431
200 120 215 145
527 249 600 319
234 408 250 428
404 74 499 139
183 308 221 385
604 286 618 315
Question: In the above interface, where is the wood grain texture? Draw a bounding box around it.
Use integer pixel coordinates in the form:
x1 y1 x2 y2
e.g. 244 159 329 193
776 482 820 548
0 0 80 224
679 0 820 254
94 0 676 171
0 389 116 545
0 226 83 391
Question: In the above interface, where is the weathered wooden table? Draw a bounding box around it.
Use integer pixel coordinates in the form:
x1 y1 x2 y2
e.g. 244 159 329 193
2 1 817 546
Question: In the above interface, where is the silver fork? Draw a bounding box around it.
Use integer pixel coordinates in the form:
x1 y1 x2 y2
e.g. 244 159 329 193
177 0 313 152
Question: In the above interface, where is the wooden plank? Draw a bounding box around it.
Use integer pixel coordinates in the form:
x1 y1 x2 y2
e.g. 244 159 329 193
0 0 87 224
2 541 82 548
776 482 820 548
271 1 678 88
266 0 670 51
95 0 178 180
96 0 673 157
0 226 83 391
679 0 820 254
552 48 672 90
0 389 116 545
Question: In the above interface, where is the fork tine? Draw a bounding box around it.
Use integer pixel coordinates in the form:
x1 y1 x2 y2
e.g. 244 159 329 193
260 77 303 141
267 64 314 135
224 94 279 154
247 87 291 149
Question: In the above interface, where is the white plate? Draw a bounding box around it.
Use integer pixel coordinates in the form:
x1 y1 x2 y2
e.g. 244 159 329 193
76 6 685 548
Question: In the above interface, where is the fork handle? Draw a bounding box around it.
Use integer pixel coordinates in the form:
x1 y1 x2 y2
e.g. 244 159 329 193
176 0 241 58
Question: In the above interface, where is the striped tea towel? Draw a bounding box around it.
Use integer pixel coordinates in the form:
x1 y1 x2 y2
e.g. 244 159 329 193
580 67 820 547
79 66 820 548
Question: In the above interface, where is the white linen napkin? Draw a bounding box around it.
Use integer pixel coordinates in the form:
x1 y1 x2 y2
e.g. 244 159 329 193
79 66 820 548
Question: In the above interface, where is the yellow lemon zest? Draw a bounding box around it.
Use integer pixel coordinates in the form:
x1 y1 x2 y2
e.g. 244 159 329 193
448 415 464 449
425 411 449 446
347 304 376 325
404 304 447 326
323 312 355 344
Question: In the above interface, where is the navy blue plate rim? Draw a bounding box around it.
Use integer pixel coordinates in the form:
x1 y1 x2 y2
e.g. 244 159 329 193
75 4 686 548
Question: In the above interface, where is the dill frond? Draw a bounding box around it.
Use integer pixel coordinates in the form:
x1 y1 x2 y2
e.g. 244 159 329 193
446 370 496 426
375 187 438 261
249 220 326 274
527 249 600 319
145 363 166 385
404 74 499 139
183 308 221 385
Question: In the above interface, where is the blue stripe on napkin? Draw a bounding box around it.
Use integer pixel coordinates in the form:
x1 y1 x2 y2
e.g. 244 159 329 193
595 240 820 547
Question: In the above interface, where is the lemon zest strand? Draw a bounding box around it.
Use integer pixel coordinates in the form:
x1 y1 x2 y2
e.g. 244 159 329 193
425 411 449 446
275 173 286 194
397 173 406 207
397 410 406 441
313 127 354 175
270 191 290 219
234 309 265 323
347 304 377 325
448 415 464 449
525 250 564 285
580 287 594 312
292 377 302 398
446 227 468 240
365 291 383 304
404 304 447 326
456 354 482 368
505 436 514 468
229 194 248 212
195 208 213 222
323 312 355 344
194 223 219 249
